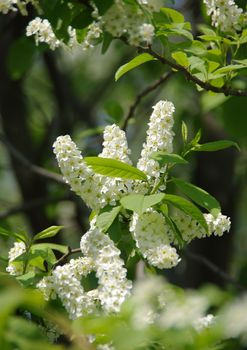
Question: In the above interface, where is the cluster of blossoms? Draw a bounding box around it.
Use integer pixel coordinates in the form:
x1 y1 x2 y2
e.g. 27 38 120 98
6 241 26 276
26 17 77 50
6 99 231 323
130 277 215 332
22 0 160 51
137 100 175 183
130 209 180 269
52 99 231 278
203 0 246 32
37 219 132 318
171 210 231 244
0 0 38 15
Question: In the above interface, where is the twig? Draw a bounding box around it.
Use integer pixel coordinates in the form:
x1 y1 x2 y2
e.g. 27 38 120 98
122 71 174 131
0 134 65 184
137 46 247 97
184 250 245 291
52 247 81 269
0 195 69 220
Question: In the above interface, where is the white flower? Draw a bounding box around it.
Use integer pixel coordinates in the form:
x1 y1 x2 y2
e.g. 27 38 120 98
137 100 175 183
171 210 205 243
53 135 103 211
26 17 61 50
139 23 155 44
81 21 102 51
194 314 215 332
6 241 26 276
221 294 247 344
130 209 180 269
37 257 96 320
203 0 244 32
203 212 231 237
80 223 132 313
0 0 17 14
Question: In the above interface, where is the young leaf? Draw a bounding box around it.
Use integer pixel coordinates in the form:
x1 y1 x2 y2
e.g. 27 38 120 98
120 193 164 215
181 121 188 144
96 206 122 232
160 7 185 23
33 226 63 241
0 227 27 243
150 152 188 166
172 177 220 211
163 194 208 232
84 157 147 181
172 51 189 67
33 243 68 254
162 212 185 248
115 54 156 81
193 140 240 152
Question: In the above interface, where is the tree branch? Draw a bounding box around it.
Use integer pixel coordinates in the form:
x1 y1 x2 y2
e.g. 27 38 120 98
138 46 247 97
52 247 82 269
122 71 174 131
184 250 245 291
0 134 65 184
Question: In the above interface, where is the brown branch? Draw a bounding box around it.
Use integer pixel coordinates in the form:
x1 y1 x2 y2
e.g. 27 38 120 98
0 134 65 184
0 195 69 220
184 250 245 291
137 46 247 97
122 71 174 131
52 247 81 269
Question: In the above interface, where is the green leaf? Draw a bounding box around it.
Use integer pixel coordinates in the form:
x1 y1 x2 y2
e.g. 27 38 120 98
172 51 189 67
190 129 202 146
0 227 27 243
94 0 114 15
163 194 208 232
33 226 63 241
150 152 188 166
71 8 93 29
172 177 220 211
120 193 164 215
115 54 156 81
101 31 113 54
33 243 68 254
160 7 184 23
193 140 240 152
181 121 188 143
212 64 246 75
162 212 185 248
84 157 147 181
96 206 122 232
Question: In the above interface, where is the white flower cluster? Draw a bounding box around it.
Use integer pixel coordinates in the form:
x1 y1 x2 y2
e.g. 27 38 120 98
130 209 180 269
195 314 215 332
171 210 231 243
53 124 133 210
0 0 38 15
204 212 231 237
53 134 102 211
37 257 97 319
203 0 244 32
130 277 214 333
80 223 132 313
0 0 17 14
26 17 78 50
6 241 26 276
101 1 155 46
137 100 175 182
221 294 247 345
38 221 132 317
26 17 61 50
81 21 102 51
